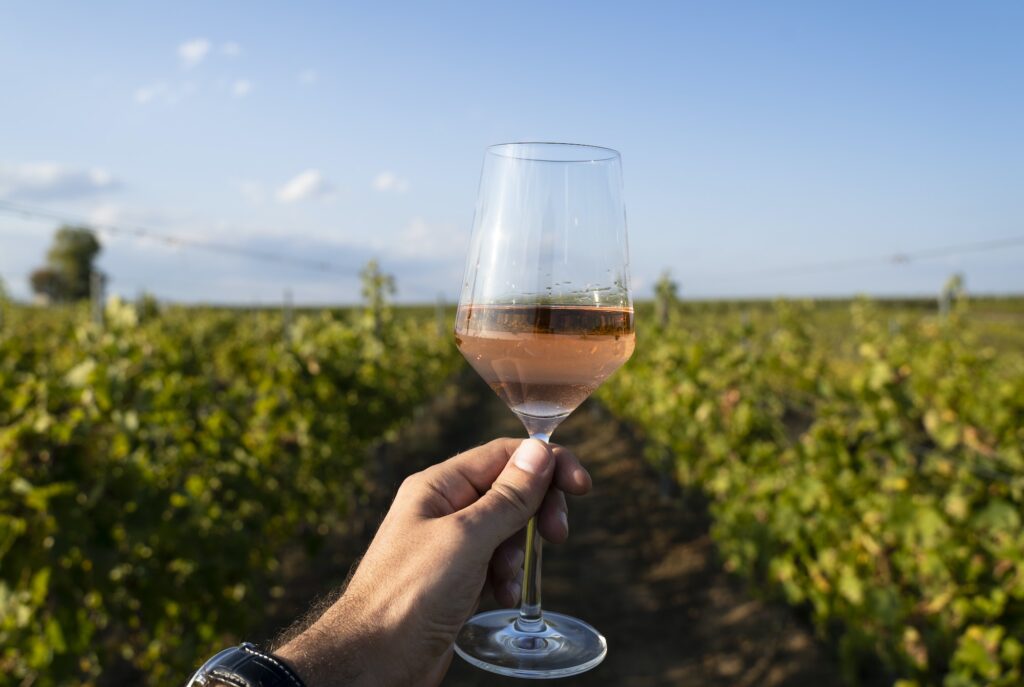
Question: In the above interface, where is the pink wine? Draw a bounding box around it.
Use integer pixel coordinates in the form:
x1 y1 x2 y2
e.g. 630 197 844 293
455 305 635 424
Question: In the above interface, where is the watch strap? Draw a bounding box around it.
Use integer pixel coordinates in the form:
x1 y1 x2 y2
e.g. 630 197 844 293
189 643 306 687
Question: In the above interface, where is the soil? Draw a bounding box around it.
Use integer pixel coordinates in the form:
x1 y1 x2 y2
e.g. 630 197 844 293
261 372 846 686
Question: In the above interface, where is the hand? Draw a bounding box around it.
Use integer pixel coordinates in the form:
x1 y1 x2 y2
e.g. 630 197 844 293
275 438 592 687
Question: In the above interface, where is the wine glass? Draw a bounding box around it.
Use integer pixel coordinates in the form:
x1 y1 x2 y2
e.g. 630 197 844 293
453 142 635 678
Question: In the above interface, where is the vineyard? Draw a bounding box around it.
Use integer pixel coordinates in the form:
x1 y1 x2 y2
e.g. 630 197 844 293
0 296 458 685
601 298 1024 686
1 293 1023 686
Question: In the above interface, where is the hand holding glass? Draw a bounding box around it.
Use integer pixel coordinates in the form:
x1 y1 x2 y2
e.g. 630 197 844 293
454 143 635 678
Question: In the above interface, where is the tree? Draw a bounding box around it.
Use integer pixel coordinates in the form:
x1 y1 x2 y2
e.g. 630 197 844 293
29 267 67 303
47 226 102 300
30 226 103 302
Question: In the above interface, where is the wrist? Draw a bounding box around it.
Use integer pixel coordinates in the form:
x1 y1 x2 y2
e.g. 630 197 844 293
276 596 379 687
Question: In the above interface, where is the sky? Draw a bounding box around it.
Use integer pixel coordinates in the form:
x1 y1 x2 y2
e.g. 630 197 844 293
1 1 1022 304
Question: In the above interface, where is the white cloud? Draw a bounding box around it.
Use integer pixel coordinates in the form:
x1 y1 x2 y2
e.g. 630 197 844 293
221 42 242 58
89 202 123 227
298 69 318 85
178 38 211 68
276 170 334 203
372 171 409 193
86 203 130 245
235 180 265 204
84 203 218 254
231 79 253 97
390 217 465 260
134 83 167 104
133 81 196 105
0 162 120 201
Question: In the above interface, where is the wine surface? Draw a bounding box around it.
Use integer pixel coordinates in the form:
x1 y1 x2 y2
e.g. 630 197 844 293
455 305 635 425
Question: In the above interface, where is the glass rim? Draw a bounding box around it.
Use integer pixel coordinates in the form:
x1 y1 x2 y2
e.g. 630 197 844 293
487 142 620 163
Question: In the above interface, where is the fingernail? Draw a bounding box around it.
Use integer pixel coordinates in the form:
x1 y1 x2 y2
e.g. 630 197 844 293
513 440 550 475
559 510 569 535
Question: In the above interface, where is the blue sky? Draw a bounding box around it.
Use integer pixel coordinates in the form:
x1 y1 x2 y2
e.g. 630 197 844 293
1 1 1022 303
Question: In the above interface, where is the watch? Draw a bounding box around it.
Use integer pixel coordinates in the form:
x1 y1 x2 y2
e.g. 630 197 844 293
187 642 307 687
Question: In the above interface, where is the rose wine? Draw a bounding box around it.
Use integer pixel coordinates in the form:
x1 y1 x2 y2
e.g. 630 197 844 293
455 305 635 428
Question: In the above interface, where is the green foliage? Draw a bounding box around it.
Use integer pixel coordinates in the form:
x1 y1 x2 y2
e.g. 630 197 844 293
654 270 679 329
360 260 397 336
0 277 6 331
136 292 161 322
940 274 967 319
943 274 965 301
0 300 458 685
5 288 1020 686
601 299 1024 686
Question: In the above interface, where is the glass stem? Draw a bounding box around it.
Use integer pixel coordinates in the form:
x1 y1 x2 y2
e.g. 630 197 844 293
515 432 550 633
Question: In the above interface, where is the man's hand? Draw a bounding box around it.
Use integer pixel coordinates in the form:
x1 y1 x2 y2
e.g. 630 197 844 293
275 438 592 687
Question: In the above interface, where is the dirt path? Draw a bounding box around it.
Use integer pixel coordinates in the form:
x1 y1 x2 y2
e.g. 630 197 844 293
262 372 845 686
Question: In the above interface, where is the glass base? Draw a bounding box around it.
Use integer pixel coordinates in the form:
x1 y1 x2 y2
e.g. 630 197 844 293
454 610 607 679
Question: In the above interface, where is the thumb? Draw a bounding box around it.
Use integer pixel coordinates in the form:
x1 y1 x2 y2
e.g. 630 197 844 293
463 439 555 548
